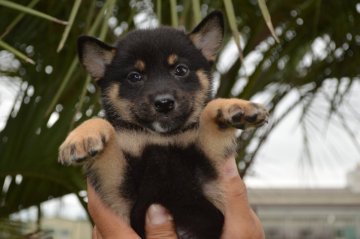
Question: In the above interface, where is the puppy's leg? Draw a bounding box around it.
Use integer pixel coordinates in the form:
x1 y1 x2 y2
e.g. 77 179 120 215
199 98 268 162
58 118 131 221
198 98 268 210
58 118 115 164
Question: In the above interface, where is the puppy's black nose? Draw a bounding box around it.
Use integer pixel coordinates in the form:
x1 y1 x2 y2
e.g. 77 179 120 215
154 95 175 113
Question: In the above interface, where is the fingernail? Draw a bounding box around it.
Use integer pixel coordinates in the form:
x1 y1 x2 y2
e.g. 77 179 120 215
147 204 172 225
223 157 239 178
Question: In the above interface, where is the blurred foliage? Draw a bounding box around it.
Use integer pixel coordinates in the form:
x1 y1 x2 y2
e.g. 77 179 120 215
0 217 50 239
0 218 24 238
0 0 359 226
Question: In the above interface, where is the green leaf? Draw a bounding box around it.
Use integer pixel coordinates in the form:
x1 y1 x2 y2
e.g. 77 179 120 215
45 57 78 117
0 0 68 25
0 40 35 64
257 0 280 43
99 0 116 40
170 0 178 27
0 0 41 39
192 0 201 24
57 0 82 52
156 0 162 22
223 0 244 62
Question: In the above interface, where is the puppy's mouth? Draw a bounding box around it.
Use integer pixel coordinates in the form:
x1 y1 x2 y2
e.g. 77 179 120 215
152 121 177 133
150 116 179 133
151 112 191 134
134 109 192 134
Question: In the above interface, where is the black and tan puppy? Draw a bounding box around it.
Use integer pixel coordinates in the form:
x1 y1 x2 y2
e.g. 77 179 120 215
59 11 268 239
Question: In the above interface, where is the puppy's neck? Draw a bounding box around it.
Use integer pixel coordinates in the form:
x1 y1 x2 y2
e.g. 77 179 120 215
114 121 199 157
111 119 199 136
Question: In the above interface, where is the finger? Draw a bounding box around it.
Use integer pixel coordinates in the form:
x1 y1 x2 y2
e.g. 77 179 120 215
92 226 102 239
92 227 97 239
87 181 140 239
145 204 177 239
220 157 264 239
220 157 250 214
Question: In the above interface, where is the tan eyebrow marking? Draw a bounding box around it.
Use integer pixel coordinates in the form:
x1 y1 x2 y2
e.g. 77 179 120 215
134 60 145 71
167 54 178 65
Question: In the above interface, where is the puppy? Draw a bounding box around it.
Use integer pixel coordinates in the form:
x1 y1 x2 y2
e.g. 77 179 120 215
59 11 268 239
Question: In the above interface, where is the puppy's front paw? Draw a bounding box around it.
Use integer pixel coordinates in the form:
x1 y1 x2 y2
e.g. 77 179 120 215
58 118 115 165
207 98 269 130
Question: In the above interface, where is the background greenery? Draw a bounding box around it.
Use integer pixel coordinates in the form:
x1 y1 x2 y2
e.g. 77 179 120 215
1 0 359 235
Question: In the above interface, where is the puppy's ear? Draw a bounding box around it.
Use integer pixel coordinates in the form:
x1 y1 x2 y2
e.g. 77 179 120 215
189 11 224 62
78 36 116 79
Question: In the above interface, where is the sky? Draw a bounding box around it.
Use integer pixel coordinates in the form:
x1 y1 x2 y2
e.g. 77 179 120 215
246 90 360 188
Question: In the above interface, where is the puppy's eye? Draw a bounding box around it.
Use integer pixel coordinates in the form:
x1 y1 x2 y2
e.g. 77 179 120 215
174 64 189 77
127 72 143 83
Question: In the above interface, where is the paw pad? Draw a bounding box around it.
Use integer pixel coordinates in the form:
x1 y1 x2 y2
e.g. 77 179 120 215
215 101 269 130
58 134 108 165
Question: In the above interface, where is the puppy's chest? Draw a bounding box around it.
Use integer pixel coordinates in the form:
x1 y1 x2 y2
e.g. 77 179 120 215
116 129 200 157
118 131 218 202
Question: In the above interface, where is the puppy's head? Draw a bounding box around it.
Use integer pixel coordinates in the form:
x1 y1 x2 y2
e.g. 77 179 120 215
78 11 224 134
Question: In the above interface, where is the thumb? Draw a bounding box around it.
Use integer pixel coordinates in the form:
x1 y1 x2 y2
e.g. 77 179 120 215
221 157 252 220
220 157 264 239
145 204 177 239
221 157 249 204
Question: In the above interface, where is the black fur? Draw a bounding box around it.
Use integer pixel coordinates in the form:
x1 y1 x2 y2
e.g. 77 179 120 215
122 144 223 238
96 26 214 134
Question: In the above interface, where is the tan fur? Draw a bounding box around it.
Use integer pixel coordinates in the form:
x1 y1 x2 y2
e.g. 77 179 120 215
202 180 224 213
105 84 132 121
189 34 218 62
117 128 198 157
88 136 131 222
167 54 178 65
59 118 131 220
82 46 115 79
134 60 145 71
185 70 210 126
197 98 268 211
58 118 115 163
199 98 260 164
197 70 210 90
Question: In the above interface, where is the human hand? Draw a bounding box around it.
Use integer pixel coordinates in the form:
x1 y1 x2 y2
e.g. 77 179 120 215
87 156 264 239
87 181 177 239
220 157 265 239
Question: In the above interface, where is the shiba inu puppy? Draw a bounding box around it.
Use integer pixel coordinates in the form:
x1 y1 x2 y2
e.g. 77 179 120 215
59 11 268 239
